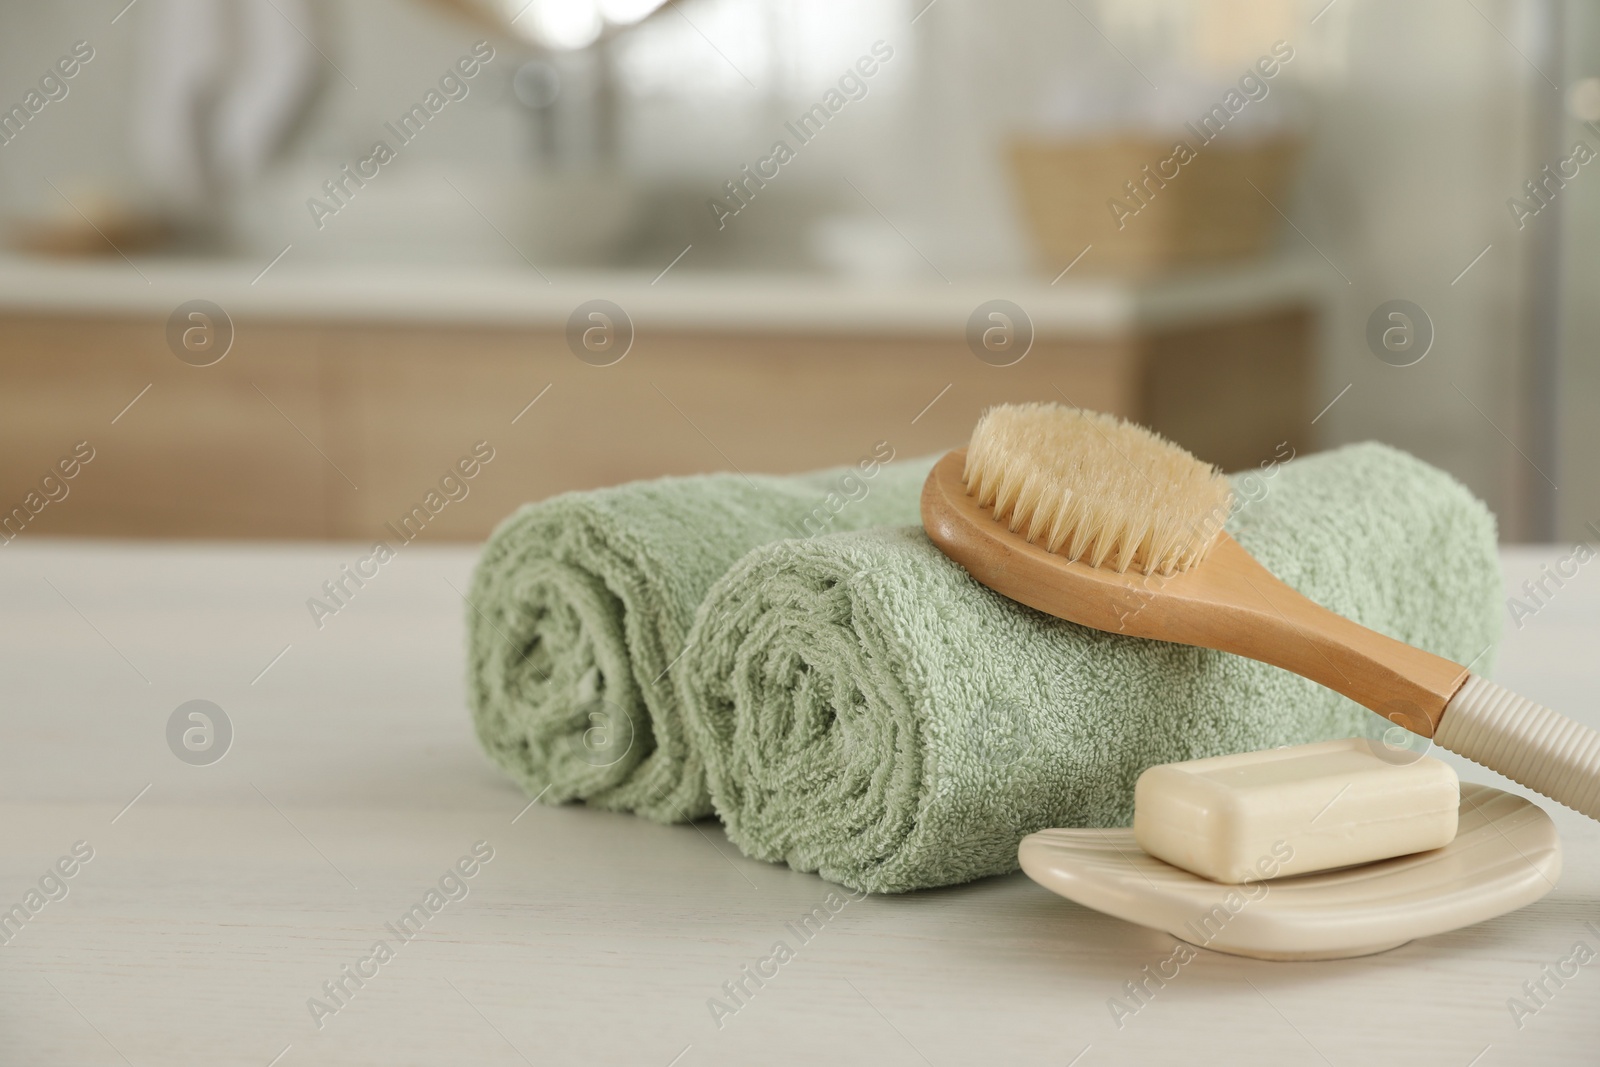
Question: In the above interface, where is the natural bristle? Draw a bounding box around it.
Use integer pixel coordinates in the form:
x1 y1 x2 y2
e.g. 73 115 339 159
962 403 1234 576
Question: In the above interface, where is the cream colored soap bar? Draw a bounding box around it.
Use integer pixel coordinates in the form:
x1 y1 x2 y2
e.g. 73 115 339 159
1133 738 1460 884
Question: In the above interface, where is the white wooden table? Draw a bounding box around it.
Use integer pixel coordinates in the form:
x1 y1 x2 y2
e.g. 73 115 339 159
2 541 1595 1066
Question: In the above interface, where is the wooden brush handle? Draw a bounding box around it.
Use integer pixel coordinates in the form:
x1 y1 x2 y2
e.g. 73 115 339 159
922 450 1600 823
920 451 1468 733
1436 675 1600 820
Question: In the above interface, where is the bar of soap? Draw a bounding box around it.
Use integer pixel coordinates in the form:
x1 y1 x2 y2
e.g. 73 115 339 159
1133 738 1459 884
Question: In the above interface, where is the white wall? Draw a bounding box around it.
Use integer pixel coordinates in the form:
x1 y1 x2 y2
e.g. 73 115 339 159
1290 0 1553 540
1556 2 1600 542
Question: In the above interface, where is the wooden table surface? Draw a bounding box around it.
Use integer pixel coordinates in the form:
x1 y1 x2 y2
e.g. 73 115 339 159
2 541 1595 1066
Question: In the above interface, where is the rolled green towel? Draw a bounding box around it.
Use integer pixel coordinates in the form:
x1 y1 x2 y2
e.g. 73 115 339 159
465 442 924 822
678 443 1502 893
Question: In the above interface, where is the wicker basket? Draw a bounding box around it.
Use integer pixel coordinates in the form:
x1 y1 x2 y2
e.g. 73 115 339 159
1008 134 1301 276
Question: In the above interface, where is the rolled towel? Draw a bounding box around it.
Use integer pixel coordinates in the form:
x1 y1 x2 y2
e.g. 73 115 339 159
465 443 924 822
679 443 1502 893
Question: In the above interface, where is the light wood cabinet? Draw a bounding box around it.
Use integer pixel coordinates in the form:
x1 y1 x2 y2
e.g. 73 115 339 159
0 260 1317 541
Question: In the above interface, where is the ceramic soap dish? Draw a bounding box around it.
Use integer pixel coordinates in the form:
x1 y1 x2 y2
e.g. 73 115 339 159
1019 783 1560 960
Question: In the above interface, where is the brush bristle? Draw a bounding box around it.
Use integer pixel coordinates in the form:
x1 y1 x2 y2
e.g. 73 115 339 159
962 403 1234 576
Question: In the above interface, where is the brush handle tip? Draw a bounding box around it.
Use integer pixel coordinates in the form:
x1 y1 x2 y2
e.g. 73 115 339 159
1436 674 1600 822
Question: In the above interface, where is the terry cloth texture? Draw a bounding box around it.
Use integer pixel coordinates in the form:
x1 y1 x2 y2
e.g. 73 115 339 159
465 448 926 823
678 443 1502 893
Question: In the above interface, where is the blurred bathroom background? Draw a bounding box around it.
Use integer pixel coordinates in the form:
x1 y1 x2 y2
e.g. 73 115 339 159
0 0 1594 543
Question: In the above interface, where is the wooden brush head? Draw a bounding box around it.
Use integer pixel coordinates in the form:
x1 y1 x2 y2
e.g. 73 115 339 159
923 443 1467 734
962 403 1233 576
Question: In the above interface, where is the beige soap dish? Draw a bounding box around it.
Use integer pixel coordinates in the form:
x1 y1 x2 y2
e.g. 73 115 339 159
1019 784 1560 961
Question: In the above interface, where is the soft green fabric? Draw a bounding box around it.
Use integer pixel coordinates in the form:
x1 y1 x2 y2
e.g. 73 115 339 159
464 447 924 822
678 443 1502 893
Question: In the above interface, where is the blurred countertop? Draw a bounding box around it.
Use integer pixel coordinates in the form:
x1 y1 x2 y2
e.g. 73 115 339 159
0 253 1329 338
